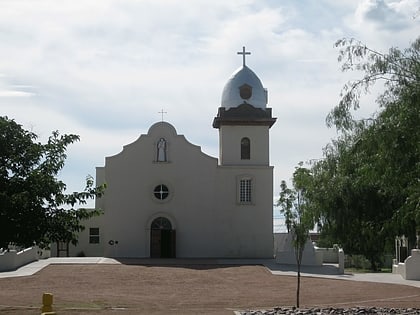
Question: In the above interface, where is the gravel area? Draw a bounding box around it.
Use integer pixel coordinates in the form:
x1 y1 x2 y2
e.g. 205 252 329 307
239 307 420 314
1 264 420 314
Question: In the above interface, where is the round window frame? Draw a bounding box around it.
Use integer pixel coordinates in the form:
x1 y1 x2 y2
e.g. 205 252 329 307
152 183 173 203
153 184 169 200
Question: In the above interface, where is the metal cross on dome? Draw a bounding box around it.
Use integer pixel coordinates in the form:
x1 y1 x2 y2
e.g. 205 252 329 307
158 109 167 122
237 46 251 66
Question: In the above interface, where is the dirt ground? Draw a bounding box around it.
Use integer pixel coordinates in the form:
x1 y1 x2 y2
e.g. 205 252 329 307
1 263 420 314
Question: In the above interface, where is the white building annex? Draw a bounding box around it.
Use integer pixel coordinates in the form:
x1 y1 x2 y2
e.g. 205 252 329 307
61 48 277 259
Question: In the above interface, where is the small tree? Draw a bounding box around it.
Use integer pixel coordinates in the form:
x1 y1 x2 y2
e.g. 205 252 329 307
277 164 314 308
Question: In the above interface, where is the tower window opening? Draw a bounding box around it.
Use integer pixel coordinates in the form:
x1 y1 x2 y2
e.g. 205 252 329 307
241 137 250 160
239 178 252 203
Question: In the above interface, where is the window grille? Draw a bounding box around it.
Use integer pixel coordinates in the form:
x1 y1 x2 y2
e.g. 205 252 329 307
154 184 169 200
89 228 100 244
239 179 252 203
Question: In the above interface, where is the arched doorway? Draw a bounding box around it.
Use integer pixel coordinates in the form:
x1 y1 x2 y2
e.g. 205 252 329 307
150 217 176 258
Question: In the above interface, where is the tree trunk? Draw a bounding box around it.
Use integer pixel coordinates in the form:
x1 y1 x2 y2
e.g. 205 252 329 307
296 259 301 308
370 258 378 272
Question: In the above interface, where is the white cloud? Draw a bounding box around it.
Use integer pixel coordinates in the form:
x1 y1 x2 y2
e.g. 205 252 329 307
0 90 34 97
0 0 418 197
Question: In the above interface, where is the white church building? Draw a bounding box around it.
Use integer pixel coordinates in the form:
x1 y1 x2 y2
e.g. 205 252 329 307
59 48 277 259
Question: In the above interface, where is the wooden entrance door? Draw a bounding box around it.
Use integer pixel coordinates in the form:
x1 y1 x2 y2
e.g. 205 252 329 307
150 217 176 258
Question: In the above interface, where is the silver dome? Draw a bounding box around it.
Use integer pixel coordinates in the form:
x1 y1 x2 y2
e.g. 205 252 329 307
221 65 267 109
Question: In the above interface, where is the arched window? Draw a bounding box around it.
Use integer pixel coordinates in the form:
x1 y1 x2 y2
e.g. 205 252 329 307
151 217 172 230
241 137 250 160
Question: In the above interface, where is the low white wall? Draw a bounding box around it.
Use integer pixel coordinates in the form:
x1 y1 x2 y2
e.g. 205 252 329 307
275 233 325 266
405 249 420 280
392 249 420 280
274 233 344 274
338 248 345 274
276 248 323 266
314 246 344 274
393 261 406 278
394 249 420 280
315 247 339 263
37 248 51 259
0 246 39 272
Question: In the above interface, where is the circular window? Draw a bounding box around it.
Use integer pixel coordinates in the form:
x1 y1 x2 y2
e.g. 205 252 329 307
154 184 169 200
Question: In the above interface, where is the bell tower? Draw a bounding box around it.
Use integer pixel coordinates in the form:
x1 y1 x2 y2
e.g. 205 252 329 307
213 47 276 166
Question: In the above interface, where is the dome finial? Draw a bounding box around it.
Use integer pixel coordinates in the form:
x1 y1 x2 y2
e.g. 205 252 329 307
237 46 251 67
158 109 167 122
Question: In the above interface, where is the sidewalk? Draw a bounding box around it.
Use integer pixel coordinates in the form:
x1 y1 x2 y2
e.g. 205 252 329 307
0 257 118 278
1 257 419 288
264 260 420 288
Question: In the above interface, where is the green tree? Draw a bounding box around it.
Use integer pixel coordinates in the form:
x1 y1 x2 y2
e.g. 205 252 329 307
44 176 103 250
277 164 314 308
310 135 394 270
0 116 105 249
327 37 420 133
310 37 419 269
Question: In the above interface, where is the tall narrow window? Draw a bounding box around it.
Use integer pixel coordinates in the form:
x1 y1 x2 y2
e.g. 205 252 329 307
241 137 250 160
239 178 252 203
89 228 100 244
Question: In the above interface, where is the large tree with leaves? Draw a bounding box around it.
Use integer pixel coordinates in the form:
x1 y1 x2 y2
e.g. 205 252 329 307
0 116 105 249
310 37 419 269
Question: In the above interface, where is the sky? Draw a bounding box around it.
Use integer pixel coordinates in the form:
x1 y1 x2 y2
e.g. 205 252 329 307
1 0 419 215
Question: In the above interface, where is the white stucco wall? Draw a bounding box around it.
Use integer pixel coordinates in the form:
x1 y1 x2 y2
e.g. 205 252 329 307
51 213 104 257
393 249 420 280
219 125 270 166
0 247 39 271
91 122 273 258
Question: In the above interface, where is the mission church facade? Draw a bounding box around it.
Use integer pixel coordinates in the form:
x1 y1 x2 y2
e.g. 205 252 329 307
61 48 277 258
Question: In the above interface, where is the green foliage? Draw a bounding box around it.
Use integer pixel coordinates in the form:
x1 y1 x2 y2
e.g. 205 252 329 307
0 116 105 249
44 178 104 247
306 37 419 270
327 37 420 132
277 166 314 260
277 163 315 307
